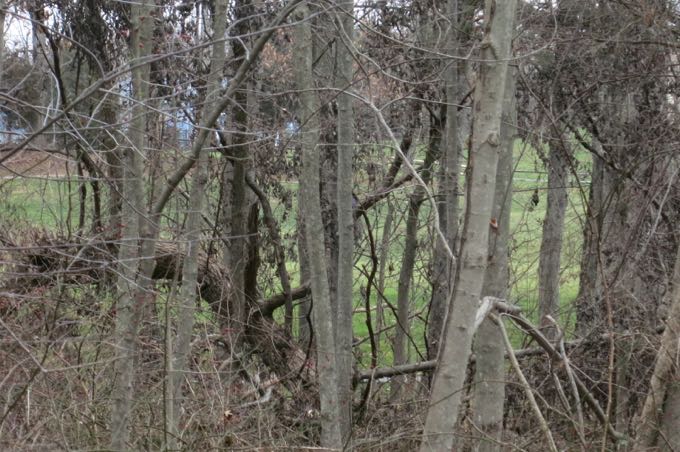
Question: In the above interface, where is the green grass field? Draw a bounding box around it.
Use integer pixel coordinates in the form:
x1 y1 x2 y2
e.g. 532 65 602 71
1 139 590 362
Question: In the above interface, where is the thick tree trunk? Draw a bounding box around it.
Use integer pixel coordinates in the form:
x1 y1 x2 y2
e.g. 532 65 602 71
110 0 153 448
294 4 343 448
470 68 516 452
335 0 355 441
538 139 570 338
165 1 227 448
420 1 517 450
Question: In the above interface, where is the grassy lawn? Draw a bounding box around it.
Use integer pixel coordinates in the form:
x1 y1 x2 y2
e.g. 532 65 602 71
1 139 590 362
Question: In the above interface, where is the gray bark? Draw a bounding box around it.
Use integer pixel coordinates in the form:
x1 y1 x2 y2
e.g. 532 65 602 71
100 85 123 236
0 0 5 86
297 192 312 342
229 0 253 341
575 138 619 335
294 4 343 448
335 0 355 441
471 68 516 452
165 1 227 448
659 380 680 452
428 0 461 361
420 1 517 449
110 0 153 448
376 199 395 355
392 122 440 400
538 139 570 339
576 150 607 335
634 238 680 450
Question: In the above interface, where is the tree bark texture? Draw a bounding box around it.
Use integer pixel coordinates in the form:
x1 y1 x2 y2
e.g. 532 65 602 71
335 0 355 441
538 139 570 339
634 238 680 450
392 118 440 400
294 4 343 448
575 150 607 335
428 0 461 362
229 0 253 343
110 0 153 448
420 1 517 450
166 1 227 447
470 68 516 452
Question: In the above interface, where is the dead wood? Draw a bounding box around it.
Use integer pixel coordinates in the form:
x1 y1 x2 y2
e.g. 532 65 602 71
0 232 315 391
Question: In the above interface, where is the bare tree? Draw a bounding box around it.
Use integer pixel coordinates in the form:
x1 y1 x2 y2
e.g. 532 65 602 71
537 138 570 338
110 0 153 448
635 205 680 450
421 1 517 449
165 0 227 447
294 2 343 447
471 67 516 452
427 0 462 362
335 0 355 441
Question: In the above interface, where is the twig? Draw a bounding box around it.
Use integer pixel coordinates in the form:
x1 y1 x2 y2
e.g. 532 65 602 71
494 313 558 452
550 317 586 448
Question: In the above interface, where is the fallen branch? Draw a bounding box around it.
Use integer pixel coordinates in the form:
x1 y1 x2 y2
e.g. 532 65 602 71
354 298 631 443
259 284 310 317
494 313 558 452
502 311 627 443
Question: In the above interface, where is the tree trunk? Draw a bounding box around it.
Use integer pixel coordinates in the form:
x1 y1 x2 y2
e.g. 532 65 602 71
165 1 227 447
392 118 440 400
427 0 461 362
0 0 6 86
294 4 343 448
575 149 607 335
297 188 312 342
376 198 395 355
110 0 153 448
420 1 517 449
471 67 516 452
99 84 123 238
634 238 680 450
335 0 355 441
538 138 570 338
659 380 680 452
229 0 253 343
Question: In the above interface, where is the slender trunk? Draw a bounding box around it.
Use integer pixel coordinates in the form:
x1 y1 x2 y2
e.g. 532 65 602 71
376 199 395 355
576 146 609 335
294 4 343 448
471 68 516 452
229 0 252 341
0 0 6 86
634 231 680 450
392 119 440 400
165 1 227 447
297 189 312 342
538 139 570 338
659 381 680 452
420 1 517 449
110 0 153 448
427 0 460 361
102 85 123 237
335 0 355 440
